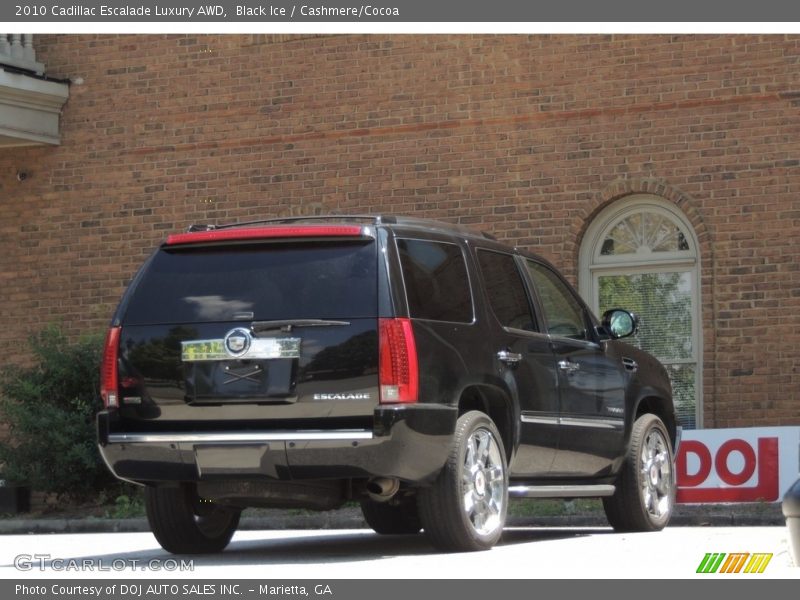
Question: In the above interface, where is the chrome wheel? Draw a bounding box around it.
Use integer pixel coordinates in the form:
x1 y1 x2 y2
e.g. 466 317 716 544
462 428 505 536
639 426 673 519
603 413 674 532
418 411 508 551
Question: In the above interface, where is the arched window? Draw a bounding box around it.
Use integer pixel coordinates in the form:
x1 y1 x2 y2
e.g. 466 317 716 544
580 195 701 429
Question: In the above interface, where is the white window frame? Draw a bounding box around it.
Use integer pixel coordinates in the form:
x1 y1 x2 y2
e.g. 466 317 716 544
579 195 703 428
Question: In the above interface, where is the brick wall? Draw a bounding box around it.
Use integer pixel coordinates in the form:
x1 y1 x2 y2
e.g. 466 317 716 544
0 34 797 427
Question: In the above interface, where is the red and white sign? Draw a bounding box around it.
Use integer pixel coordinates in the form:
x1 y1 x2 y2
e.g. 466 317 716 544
675 427 800 503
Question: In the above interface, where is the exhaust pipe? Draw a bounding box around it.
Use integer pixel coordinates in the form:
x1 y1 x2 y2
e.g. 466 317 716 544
366 478 400 502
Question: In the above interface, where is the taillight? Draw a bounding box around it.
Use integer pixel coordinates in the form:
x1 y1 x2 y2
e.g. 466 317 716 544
100 326 121 408
379 318 418 404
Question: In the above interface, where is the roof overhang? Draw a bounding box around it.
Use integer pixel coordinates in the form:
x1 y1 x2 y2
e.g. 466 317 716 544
0 68 69 147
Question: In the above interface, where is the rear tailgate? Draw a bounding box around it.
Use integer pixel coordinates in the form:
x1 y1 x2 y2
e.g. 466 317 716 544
114 226 381 431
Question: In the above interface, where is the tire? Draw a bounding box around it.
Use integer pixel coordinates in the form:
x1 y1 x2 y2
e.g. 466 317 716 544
145 485 241 554
360 496 422 535
603 413 675 532
418 411 508 552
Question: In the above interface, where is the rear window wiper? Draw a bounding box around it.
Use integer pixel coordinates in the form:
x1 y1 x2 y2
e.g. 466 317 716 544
251 319 351 333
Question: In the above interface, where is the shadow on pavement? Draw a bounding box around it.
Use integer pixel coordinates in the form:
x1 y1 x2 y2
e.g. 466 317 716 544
3 527 615 569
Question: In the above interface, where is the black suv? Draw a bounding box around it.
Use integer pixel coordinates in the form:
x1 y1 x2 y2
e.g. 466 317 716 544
98 216 678 553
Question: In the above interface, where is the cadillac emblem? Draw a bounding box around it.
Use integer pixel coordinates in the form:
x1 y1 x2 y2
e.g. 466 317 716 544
223 328 252 357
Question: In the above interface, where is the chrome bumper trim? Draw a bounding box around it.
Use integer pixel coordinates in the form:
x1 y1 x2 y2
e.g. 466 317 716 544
107 430 374 444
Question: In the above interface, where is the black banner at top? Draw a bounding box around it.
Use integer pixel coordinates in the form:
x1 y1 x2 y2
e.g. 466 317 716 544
5 0 800 23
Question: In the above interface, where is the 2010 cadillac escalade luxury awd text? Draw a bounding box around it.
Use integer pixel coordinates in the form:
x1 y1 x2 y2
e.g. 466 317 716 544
97 216 679 553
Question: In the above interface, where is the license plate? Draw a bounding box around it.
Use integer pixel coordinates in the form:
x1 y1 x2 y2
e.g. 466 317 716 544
182 337 301 362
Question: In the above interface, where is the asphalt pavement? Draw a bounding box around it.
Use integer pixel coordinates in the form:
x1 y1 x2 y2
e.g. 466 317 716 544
0 502 794 580
0 526 796 579
0 502 787 535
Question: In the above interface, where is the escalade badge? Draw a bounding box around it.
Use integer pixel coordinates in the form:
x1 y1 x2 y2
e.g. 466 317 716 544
224 328 252 357
313 393 372 401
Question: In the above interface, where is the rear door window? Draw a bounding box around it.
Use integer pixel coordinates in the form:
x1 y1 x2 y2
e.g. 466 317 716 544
476 249 536 331
397 239 473 323
124 241 377 325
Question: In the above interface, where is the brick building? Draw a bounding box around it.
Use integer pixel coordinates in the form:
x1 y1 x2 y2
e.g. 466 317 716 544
0 34 797 429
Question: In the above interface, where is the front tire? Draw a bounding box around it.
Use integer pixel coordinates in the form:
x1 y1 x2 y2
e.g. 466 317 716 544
145 485 241 554
418 411 508 552
603 413 675 532
360 496 422 535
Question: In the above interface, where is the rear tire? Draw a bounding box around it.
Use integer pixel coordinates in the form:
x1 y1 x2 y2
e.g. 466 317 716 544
603 413 675 532
360 496 422 534
418 411 508 552
145 485 241 554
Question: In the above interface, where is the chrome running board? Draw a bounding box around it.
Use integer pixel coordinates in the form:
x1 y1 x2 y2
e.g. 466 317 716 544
508 484 616 498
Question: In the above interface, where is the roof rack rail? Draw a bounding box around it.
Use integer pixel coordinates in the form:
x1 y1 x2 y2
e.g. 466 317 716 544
184 215 396 232
187 224 215 232
389 216 497 241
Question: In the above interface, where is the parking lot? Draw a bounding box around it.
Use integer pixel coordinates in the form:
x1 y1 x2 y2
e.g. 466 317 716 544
1 525 796 579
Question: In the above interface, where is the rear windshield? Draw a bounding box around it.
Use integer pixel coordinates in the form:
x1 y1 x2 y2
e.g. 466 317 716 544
123 241 377 325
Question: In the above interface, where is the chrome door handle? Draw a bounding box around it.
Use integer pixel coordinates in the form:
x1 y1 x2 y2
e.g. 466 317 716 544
622 357 638 373
558 360 580 373
497 350 523 364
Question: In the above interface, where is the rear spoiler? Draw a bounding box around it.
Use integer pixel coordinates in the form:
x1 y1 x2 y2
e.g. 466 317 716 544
165 225 373 246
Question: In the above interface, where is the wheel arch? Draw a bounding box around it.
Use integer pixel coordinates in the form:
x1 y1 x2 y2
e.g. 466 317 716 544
634 393 678 450
456 384 517 465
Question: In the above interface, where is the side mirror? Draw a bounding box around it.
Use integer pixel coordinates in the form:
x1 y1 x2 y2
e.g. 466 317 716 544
601 309 638 340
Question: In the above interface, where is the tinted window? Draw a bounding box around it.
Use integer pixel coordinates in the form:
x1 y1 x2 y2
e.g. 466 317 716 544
124 242 377 325
526 260 588 340
476 250 534 330
397 239 473 323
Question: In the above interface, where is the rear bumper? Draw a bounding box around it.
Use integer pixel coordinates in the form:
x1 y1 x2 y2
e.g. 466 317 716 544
97 404 457 485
